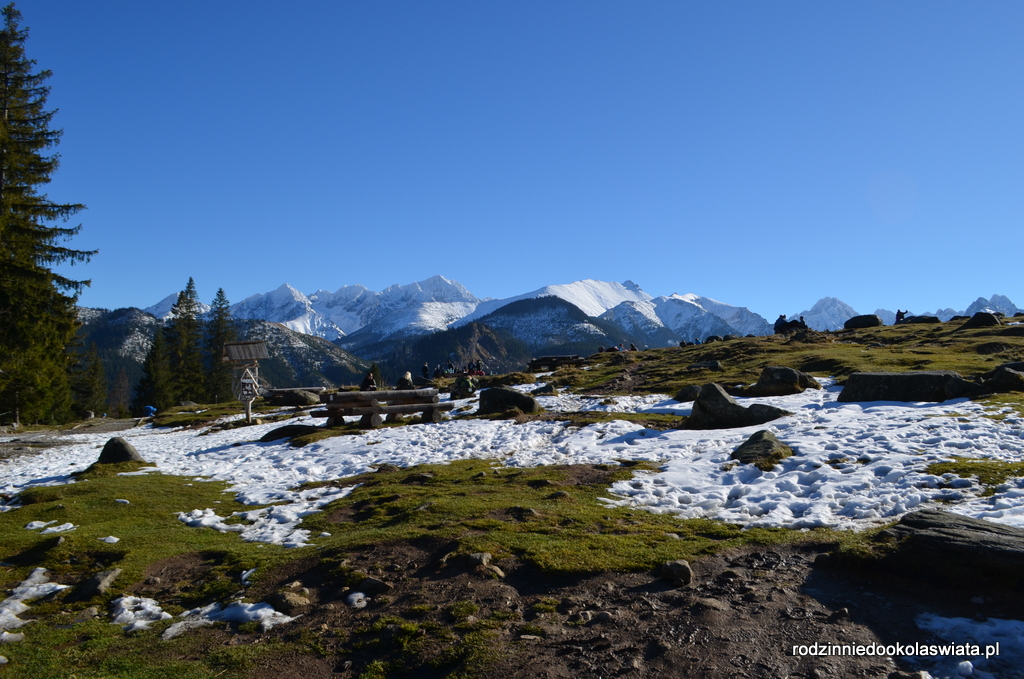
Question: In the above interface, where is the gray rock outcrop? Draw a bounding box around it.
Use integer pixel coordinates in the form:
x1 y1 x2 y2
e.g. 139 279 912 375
837 371 963 403
683 383 792 430
731 430 793 471
673 385 702 402
881 509 1024 584
478 386 541 415
959 312 1001 329
742 366 821 397
844 314 883 329
96 437 146 464
902 315 941 324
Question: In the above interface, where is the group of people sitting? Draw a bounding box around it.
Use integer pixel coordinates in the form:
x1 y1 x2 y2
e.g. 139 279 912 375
427 360 486 379
597 343 639 353
773 315 810 334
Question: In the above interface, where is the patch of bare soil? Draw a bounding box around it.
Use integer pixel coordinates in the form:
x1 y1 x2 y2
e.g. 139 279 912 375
140 539 1009 679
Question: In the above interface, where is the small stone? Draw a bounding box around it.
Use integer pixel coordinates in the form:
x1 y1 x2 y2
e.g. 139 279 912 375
661 560 693 586
97 437 146 464
355 577 392 595
267 591 311 614
468 552 492 567
828 607 850 622
75 568 123 599
520 634 542 641
145 576 161 586
73 606 100 623
345 592 368 609
0 655 7 665
481 564 505 578
0 632 25 644
594 611 613 623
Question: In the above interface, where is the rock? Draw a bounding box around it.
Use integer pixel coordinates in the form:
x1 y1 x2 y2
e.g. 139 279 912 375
983 366 1024 393
73 606 101 623
265 389 321 407
903 315 941 324
73 568 122 600
531 383 558 395
683 383 792 430
704 336 723 343
882 509 1024 584
0 632 25 643
355 577 392 595
267 591 311 614
944 377 987 400
731 430 793 471
478 386 541 415
743 366 821 397
723 334 739 341
467 553 492 567
258 424 322 442
837 371 963 403
661 560 692 586
959 312 1002 329
481 564 505 578
96 437 145 464
673 385 702 402
345 592 368 609
687 360 723 371
692 597 730 612
844 314 883 329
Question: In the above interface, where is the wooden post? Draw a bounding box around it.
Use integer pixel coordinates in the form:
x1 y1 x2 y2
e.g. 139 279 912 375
245 398 252 424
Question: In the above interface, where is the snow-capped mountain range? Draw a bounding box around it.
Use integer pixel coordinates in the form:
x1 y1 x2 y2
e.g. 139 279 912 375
142 277 1020 346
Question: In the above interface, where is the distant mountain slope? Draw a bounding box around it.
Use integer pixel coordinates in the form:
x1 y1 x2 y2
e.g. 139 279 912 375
474 296 626 354
76 309 370 402
789 297 859 331
459 279 651 325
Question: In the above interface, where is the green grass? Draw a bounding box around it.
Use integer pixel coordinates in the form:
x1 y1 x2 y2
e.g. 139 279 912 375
299 459 823 574
548 321 1024 396
925 456 1024 496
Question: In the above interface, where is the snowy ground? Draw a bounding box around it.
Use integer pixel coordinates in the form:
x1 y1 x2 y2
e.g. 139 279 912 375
2 380 1024 677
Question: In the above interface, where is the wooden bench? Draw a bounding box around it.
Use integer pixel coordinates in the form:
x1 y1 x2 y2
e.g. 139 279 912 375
310 388 454 428
527 355 587 372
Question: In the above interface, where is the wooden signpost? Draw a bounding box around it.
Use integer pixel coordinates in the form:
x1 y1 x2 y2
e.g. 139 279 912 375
223 341 271 424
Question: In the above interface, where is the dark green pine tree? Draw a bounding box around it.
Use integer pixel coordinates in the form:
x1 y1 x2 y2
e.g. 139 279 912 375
108 366 132 418
71 342 106 417
204 287 236 403
133 328 173 413
0 4 94 424
165 277 205 404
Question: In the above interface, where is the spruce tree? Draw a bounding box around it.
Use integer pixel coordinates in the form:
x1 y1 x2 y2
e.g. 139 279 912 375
165 277 204 404
204 287 236 403
0 4 94 424
133 328 173 413
71 342 106 417
109 367 131 418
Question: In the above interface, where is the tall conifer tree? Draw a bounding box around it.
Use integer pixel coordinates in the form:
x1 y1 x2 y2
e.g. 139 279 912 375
71 342 106 417
133 329 173 413
204 287 235 403
0 4 94 423
165 278 204 403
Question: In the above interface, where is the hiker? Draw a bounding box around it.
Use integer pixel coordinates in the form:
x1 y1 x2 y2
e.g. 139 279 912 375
895 309 907 324
774 314 788 334
629 343 638 352
422 362 430 379
396 371 415 390
450 373 477 400
360 371 377 391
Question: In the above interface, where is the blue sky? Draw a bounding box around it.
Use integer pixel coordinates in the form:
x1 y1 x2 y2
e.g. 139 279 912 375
22 1 1024 319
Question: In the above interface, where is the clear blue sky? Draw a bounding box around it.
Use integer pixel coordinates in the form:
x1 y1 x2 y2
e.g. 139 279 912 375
22 1 1024 318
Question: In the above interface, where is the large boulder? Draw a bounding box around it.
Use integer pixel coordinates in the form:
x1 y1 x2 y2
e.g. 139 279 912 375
683 383 792 430
837 371 963 403
730 430 793 471
97 437 146 464
844 314 883 329
881 509 1024 585
902 315 941 324
959 312 1001 329
478 386 541 415
984 366 1024 393
743 366 821 397
673 384 702 402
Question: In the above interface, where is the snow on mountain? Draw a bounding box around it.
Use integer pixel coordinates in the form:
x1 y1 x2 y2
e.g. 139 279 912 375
459 279 652 325
476 297 615 351
230 284 345 341
965 294 1020 317
652 295 738 341
144 293 210 320
789 297 859 331
674 294 772 336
